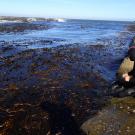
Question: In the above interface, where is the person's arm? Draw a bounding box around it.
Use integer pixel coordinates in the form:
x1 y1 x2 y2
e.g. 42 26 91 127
128 70 134 76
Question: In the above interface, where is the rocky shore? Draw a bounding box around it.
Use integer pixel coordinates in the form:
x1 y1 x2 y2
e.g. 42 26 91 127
0 16 64 23
0 41 128 135
81 97 135 135
0 23 51 33
81 24 135 135
0 43 109 134
0 16 65 33
0 20 135 135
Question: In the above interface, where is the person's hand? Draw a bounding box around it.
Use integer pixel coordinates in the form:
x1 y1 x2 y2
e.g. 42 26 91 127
125 75 131 82
122 73 128 78
122 73 132 82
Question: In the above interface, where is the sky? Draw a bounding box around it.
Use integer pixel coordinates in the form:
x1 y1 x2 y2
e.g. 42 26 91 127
0 0 135 21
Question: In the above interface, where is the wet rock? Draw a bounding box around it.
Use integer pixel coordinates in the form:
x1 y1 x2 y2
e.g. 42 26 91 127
0 23 51 33
0 111 8 125
8 83 18 91
81 97 135 135
0 34 128 135
2 46 14 52
128 24 135 32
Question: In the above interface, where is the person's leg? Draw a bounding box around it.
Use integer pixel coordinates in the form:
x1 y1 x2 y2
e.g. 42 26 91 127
111 77 135 97
110 77 125 96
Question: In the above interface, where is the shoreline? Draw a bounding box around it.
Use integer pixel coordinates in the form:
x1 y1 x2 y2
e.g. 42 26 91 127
0 41 126 134
0 21 135 134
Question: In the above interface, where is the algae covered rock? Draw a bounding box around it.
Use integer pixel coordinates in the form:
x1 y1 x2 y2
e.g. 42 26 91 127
81 97 135 135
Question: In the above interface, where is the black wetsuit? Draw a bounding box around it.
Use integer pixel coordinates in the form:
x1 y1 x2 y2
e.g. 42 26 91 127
110 39 135 96
127 62 135 87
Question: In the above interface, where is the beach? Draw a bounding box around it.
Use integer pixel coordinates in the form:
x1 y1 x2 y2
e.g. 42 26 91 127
0 17 135 135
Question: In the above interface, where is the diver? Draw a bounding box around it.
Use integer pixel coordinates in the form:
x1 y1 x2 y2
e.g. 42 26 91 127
111 37 135 97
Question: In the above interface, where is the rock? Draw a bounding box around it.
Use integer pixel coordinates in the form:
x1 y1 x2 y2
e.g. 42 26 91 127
81 97 135 135
8 83 18 91
128 24 135 32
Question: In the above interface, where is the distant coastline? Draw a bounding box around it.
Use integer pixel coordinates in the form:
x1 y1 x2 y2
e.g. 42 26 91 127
0 16 134 23
0 16 66 23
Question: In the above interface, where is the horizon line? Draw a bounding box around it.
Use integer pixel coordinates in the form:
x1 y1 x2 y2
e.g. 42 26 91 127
0 15 134 22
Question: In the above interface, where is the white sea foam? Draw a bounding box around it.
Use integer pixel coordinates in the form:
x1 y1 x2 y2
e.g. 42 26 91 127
0 20 22 23
56 18 66 22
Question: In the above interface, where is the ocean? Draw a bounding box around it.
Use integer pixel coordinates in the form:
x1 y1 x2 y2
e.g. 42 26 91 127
0 19 133 49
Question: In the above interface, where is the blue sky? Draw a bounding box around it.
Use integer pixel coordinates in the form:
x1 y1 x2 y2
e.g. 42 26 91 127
0 0 135 21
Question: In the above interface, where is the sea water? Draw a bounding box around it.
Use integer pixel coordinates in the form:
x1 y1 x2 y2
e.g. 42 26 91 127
0 19 133 49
